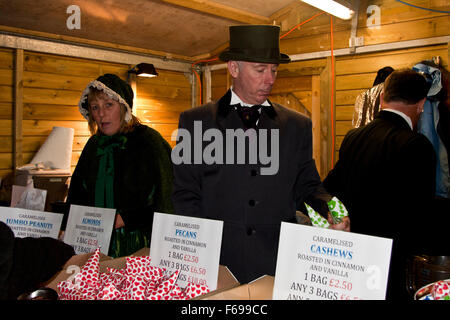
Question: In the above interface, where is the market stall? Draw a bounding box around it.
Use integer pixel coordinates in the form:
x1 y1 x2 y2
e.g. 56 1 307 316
0 0 449 303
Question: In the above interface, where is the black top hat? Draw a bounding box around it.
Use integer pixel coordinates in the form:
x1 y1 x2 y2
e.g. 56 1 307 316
219 25 291 64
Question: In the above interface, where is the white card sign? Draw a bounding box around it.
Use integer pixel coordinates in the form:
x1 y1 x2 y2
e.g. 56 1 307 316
273 222 392 300
0 206 63 239
63 204 116 255
149 212 224 290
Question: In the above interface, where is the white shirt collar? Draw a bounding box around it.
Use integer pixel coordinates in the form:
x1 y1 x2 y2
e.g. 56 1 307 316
382 108 413 130
230 87 270 107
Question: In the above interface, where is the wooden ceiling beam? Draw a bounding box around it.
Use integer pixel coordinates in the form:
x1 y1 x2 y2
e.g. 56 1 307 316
161 0 272 25
0 25 196 63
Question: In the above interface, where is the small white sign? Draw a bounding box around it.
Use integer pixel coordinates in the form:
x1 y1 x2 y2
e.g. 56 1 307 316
150 212 224 290
63 204 116 255
0 206 63 239
273 222 392 300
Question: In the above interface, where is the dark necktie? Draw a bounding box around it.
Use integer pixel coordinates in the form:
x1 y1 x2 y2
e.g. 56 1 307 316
235 104 262 129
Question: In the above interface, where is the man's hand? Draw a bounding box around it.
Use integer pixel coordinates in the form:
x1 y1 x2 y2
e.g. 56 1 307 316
328 213 350 232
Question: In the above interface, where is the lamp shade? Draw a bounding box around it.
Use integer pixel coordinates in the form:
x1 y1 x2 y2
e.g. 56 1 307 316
130 63 158 77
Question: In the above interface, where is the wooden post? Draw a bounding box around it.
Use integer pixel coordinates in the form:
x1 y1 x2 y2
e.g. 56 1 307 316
447 42 449 68
191 71 198 108
320 57 334 177
311 74 321 177
13 49 23 172
327 56 336 172
204 66 212 103
226 68 231 91
127 69 137 116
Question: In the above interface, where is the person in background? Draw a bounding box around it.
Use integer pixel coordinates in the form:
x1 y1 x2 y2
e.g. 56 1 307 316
413 59 449 207
64 74 173 258
172 25 349 284
0 221 75 299
352 66 394 127
323 69 447 299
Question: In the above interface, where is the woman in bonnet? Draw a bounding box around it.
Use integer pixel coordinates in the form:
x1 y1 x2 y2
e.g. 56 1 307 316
64 74 173 258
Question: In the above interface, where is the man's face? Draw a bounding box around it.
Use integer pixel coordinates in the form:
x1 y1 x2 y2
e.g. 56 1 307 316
229 61 278 105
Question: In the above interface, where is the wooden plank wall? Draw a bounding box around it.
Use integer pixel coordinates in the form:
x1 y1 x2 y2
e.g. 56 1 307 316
0 48 14 179
0 50 191 185
275 0 450 55
136 70 191 147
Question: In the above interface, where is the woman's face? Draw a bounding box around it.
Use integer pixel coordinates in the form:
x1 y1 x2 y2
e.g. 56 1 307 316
89 93 122 136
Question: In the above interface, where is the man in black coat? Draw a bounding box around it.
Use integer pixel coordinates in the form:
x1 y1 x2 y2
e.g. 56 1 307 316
172 25 349 284
323 70 443 300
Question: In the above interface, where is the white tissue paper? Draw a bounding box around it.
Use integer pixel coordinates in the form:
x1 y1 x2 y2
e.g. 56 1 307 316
20 126 74 171
11 184 47 211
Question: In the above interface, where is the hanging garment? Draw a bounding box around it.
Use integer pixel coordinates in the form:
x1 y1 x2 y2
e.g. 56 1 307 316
352 83 384 128
413 63 449 198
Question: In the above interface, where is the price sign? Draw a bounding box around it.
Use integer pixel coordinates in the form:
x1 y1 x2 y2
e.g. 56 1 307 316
63 204 116 255
149 212 223 290
273 222 392 300
0 206 63 239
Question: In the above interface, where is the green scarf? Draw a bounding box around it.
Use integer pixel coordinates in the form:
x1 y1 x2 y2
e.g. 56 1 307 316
94 134 127 209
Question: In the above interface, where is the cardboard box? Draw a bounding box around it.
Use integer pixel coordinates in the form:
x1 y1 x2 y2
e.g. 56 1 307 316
15 169 71 212
96 253 239 293
43 247 240 299
199 275 274 300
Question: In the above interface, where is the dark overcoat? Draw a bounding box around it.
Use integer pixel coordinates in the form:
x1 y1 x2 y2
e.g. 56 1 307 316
0 222 75 299
172 90 331 283
323 110 440 299
65 124 174 231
